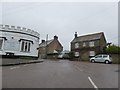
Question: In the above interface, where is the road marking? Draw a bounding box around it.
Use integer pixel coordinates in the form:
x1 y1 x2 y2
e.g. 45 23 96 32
88 76 98 90
10 67 17 69
10 66 20 70
16 66 20 68
74 65 83 72
23 65 27 66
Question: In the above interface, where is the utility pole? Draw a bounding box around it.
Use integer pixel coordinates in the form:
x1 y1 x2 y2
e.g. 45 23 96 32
45 34 48 59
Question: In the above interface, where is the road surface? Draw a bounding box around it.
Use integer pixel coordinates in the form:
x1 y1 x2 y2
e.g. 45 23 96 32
2 59 118 89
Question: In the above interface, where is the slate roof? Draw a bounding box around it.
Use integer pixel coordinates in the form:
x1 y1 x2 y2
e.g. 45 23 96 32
71 32 104 43
39 39 54 47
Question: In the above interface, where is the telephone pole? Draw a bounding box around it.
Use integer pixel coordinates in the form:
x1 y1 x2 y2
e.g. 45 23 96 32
45 34 48 59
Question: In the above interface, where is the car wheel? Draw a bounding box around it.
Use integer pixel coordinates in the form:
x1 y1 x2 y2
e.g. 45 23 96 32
105 60 109 64
91 59 95 63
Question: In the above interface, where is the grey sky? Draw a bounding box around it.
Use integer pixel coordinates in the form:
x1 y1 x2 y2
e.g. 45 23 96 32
1 1 118 50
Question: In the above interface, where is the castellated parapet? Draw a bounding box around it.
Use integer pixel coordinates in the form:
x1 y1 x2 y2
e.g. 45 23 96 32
0 24 40 38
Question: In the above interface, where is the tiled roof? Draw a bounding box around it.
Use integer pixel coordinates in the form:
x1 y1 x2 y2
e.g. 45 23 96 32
39 39 54 47
71 32 104 43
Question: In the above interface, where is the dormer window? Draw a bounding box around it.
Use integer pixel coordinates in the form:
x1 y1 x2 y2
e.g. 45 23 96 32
75 43 79 48
89 41 94 47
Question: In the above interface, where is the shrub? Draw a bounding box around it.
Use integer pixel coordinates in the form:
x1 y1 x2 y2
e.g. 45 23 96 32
105 44 120 54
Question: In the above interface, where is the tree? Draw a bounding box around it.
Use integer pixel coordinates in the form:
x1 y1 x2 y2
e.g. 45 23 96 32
105 44 120 54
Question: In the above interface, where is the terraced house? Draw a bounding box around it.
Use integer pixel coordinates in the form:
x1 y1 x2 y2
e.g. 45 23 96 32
39 35 63 59
71 32 107 61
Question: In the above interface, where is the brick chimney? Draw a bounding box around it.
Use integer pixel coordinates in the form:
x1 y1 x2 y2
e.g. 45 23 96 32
54 35 58 40
75 32 77 38
41 40 45 43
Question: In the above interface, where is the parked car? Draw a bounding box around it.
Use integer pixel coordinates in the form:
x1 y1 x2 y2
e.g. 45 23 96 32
58 50 70 59
90 54 112 64
58 53 70 59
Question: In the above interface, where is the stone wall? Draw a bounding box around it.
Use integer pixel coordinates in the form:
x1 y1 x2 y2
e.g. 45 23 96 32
109 54 120 64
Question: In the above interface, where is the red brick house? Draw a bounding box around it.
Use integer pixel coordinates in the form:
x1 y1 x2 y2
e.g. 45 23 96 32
39 35 63 59
71 32 107 61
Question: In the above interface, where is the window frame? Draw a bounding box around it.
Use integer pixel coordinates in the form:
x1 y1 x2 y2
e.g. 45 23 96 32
75 52 79 57
83 42 86 47
95 55 102 58
0 38 4 50
89 41 94 47
89 51 95 56
103 55 108 58
20 40 31 52
75 42 79 49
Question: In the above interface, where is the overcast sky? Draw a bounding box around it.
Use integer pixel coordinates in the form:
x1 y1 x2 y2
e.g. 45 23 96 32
0 0 119 50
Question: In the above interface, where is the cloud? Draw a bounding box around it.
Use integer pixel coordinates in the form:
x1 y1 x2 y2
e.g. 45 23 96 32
2 2 118 50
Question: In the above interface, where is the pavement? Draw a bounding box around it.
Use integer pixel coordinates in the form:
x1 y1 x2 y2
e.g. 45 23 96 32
0 58 44 66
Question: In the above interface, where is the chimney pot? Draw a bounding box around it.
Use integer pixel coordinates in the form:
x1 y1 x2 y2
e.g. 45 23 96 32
54 35 58 40
42 40 45 43
75 32 77 38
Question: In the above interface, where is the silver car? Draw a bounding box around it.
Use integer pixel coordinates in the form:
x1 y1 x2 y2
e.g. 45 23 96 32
90 54 112 64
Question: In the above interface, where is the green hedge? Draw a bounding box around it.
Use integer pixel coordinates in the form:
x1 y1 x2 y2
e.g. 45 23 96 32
105 45 120 54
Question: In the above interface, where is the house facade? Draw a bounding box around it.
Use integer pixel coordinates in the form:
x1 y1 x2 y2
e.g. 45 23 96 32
71 32 107 61
39 35 63 59
0 24 40 58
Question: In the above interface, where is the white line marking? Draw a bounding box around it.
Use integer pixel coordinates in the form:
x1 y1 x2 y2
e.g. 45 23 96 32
74 65 83 72
23 65 27 66
16 66 20 68
10 67 17 69
10 66 20 69
88 76 98 90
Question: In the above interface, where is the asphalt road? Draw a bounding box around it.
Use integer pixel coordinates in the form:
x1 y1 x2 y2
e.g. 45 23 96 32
0 66 2 90
2 59 119 88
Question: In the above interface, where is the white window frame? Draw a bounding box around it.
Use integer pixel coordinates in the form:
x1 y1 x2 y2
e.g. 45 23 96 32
83 42 86 47
89 41 94 47
75 43 79 48
89 51 95 56
20 40 31 52
0 38 4 50
75 52 79 57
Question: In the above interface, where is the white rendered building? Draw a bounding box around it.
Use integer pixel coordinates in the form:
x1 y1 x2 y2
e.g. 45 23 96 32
0 24 40 58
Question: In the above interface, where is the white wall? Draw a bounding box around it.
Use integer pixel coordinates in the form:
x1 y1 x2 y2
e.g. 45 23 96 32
0 25 39 57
